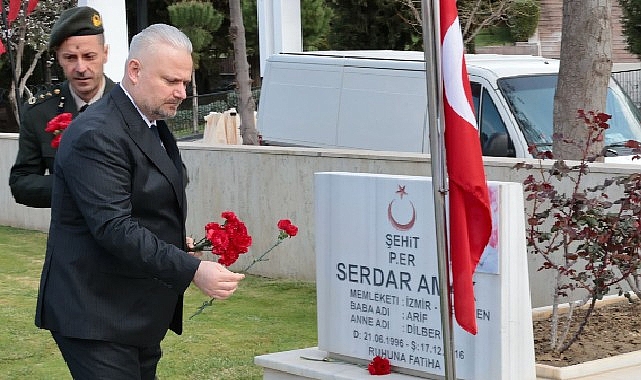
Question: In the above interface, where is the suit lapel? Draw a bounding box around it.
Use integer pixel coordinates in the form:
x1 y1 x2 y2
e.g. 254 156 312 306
110 87 186 213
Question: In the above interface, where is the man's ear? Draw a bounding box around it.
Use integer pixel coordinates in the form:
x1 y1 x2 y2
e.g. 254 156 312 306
103 44 109 64
126 59 141 85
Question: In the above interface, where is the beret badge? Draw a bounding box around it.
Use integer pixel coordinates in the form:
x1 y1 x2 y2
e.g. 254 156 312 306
92 14 101 28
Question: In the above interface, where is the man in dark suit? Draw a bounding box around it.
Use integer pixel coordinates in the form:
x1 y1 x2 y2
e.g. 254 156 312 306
9 6 115 208
35 24 245 379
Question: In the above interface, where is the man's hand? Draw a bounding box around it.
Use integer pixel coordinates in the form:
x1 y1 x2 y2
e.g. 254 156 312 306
192 261 245 300
186 236 204 259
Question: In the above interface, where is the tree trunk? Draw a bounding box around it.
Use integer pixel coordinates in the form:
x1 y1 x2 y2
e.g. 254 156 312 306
9 20 28 125
229 0 259 145
553 0 612 160
8 84 19 126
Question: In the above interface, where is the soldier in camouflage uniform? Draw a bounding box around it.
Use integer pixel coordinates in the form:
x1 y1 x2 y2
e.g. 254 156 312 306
9 6 115 208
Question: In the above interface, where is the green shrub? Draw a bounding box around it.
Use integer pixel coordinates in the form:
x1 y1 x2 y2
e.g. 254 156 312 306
507 0 540 42
475 24 515 46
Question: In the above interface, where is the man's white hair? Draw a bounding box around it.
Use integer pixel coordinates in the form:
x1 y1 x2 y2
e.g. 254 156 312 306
128 23 192 61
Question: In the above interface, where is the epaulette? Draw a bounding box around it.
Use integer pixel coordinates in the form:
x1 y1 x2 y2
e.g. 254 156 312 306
26 85 63 108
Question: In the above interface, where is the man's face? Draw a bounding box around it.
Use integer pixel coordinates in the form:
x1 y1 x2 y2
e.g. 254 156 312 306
132 46 192 121
56 34 108 102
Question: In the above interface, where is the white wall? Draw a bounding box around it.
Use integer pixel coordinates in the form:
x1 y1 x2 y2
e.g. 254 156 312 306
77 0 128 81
2 133 638 308
257 0 302 76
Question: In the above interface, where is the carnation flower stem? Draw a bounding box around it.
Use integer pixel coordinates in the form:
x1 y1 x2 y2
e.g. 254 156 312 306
242 238 284 272
188 238 286 320
189 298 215 319
188 237 210 252
189 224 297 320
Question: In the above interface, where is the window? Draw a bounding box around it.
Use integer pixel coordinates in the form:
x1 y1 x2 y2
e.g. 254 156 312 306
471 82 515 157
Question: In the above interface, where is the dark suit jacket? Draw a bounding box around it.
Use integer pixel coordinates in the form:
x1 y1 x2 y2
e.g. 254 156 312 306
9 77 116 208
35 85 201 346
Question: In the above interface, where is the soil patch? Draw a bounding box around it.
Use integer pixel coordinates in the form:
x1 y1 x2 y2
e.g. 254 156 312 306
533 300 641 366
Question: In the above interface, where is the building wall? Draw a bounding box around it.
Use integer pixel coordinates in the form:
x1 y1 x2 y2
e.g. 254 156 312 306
536 0 563 58
539 0 639 62
478 1 640 63
538 0 638 62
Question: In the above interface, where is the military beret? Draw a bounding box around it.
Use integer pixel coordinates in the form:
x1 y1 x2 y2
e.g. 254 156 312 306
49 6 104 49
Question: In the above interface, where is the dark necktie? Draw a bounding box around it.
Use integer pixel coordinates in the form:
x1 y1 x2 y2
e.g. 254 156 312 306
150 124 164 149
154 122 181 171
79 104 88 113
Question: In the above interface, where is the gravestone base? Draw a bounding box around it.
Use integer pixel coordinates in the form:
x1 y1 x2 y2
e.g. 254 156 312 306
255 347 424 380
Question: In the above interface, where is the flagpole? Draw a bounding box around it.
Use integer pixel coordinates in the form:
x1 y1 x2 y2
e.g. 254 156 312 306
421 0 456 379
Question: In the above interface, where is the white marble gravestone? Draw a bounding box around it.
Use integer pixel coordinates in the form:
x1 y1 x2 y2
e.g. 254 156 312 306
255 172 535 380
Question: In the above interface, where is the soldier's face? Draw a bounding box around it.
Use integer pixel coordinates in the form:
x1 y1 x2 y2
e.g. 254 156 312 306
56 34 108 103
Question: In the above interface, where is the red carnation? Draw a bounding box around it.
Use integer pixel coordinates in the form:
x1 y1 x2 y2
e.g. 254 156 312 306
277 219 299 237
45 112 73 148
368 356 391 375
196 211 252 267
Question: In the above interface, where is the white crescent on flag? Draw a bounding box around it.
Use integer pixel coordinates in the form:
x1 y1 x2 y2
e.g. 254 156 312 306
442 16 477 130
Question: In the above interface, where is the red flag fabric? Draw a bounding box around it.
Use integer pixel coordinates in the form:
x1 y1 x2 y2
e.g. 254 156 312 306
440 0 492 335
8 0 20 24
0 40 5 56
27 0 38 15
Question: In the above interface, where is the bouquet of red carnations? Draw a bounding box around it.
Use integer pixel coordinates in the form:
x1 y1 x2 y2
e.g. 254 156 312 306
189 211 298 318
188 211 253 266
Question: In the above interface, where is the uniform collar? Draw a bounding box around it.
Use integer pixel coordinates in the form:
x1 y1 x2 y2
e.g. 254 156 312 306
69 76 106 111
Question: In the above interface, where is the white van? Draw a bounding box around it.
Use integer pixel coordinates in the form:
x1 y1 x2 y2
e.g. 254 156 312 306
256 51 641 159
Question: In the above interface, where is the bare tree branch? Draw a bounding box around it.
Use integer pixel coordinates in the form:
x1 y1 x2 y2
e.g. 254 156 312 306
393 0 515 48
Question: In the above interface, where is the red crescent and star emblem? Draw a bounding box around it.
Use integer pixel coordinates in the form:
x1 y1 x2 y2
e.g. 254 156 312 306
388 185 416 231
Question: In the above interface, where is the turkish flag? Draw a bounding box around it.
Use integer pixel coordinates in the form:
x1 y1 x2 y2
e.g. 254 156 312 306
27 0 38 15
440 0 492 335
8 0 20 24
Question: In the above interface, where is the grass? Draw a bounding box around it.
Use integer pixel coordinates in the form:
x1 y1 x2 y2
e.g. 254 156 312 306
0 226 317 380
